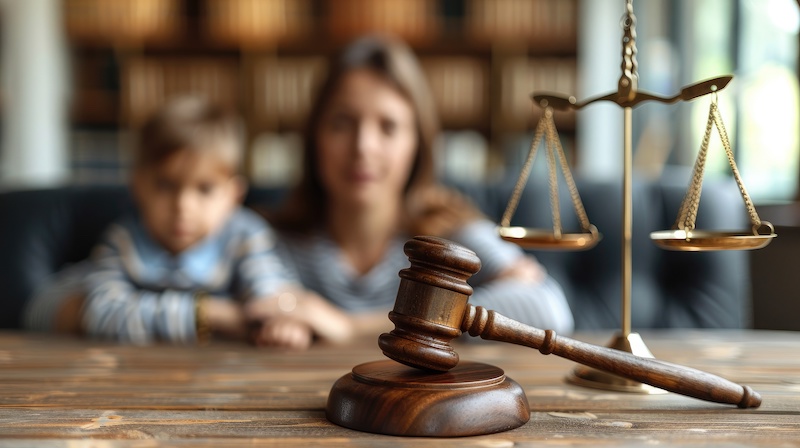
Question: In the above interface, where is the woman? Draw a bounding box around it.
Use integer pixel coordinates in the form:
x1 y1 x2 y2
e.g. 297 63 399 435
247 35 573 348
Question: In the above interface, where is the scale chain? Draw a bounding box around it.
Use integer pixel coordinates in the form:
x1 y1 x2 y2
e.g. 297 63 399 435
545 119 563 238
711 103 762 228
501 108 594 236
676 99 763 232
619 0 638 99
675 99 714 231
546 117 592 232
500 109 549 228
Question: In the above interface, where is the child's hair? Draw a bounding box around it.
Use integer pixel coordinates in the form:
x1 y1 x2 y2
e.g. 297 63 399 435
135 96 245 174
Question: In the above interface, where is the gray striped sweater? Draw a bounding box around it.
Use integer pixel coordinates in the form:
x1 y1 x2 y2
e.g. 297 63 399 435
277 220 574 335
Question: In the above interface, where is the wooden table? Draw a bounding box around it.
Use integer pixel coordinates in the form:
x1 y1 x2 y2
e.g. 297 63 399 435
0 329 798 446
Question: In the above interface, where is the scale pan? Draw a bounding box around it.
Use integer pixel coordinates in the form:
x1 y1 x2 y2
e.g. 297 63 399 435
650 229 776 251
498 225 600 251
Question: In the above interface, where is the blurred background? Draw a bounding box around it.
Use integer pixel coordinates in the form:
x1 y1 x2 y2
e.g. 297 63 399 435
0 0 797 205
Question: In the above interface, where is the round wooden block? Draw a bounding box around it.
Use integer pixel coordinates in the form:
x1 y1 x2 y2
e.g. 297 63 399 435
325 360 530 437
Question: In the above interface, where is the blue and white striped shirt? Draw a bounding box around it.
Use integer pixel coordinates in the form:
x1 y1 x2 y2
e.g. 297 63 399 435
79 207 296 344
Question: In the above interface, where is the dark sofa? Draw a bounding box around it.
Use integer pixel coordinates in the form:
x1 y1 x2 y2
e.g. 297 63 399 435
0 173 750 330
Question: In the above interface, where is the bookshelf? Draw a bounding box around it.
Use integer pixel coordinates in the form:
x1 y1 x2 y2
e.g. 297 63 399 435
422 56 489 129
327 0 439 44
64 0 184 45
65 0 578 185
204 0 313 46
122 56 241 127
250 56 327 131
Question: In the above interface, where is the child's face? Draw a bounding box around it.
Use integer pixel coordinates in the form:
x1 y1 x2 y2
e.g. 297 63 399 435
132 148 244 254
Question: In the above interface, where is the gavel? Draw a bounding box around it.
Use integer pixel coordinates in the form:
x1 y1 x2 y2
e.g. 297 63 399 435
378 235 761 409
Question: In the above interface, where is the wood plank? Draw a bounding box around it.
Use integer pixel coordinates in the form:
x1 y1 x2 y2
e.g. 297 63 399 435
0 408 798 445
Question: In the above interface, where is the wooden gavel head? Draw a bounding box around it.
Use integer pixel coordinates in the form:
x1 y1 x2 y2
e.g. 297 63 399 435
378 236 481 372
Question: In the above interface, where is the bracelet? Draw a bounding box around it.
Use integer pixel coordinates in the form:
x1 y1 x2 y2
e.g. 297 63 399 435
194 292 212 345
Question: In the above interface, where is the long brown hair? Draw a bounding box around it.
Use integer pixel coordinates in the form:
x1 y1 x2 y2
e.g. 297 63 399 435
270 34 481 236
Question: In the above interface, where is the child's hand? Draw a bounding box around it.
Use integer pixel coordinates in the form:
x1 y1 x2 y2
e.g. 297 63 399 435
251 317 313 350
202 297 247 340
245 288 354 344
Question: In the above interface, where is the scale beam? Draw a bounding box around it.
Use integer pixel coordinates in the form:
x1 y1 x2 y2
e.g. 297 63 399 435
532 75 734 110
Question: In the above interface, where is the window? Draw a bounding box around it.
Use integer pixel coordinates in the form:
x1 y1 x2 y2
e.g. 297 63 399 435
677 0 798 202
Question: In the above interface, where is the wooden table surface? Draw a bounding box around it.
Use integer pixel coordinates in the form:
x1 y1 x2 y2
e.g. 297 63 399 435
0 329 798 447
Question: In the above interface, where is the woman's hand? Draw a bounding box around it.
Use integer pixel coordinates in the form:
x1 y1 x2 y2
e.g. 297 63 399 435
496 256 546 284
245 288 354 345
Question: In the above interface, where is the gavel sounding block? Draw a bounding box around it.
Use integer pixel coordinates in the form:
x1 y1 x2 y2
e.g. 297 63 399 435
325 360 529 437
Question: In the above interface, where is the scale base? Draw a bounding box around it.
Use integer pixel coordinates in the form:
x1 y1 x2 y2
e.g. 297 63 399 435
326 360 529 437
566 332 667 394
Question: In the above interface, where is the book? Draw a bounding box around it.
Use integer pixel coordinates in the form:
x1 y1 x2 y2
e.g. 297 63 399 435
466 0 576 49
422 57 488 128
250 57 327 130
122 57 241 127
499 57 577 130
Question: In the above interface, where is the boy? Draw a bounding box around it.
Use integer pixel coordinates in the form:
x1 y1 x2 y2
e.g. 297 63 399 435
26 96 350 346
84 96 264 343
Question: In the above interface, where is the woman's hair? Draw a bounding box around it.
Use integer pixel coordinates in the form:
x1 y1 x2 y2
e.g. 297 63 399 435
271 34 481 235
135 96 245 174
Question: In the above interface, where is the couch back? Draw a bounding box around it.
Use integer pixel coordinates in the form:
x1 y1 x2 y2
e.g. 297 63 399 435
0 174 750 330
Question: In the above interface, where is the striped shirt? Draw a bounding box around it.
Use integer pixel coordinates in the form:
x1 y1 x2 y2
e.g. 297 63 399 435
277 219 574 334
27 207 297 344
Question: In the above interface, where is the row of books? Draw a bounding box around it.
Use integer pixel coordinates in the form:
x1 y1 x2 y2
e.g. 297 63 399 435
70 129 499 187
466 0 577 45
122 57 241 126
422 57 489 127
65 0 183 43
69 127 575 187
325 0 439 44
499 57 578 129
65 0 576 46
205 0 312 46
113 55 575 130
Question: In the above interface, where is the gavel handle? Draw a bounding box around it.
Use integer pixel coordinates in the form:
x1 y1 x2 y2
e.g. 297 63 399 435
462 305 761 408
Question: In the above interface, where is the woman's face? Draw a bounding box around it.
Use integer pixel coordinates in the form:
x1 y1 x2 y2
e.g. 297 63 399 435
315 68 418 211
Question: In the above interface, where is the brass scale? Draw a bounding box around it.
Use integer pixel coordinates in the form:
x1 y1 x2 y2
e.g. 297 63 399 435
497 0 777 392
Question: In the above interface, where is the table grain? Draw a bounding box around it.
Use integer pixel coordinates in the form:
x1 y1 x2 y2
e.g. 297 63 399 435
0 330 798 446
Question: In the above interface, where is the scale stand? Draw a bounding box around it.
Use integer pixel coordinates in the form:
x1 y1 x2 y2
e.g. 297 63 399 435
499 0 775 393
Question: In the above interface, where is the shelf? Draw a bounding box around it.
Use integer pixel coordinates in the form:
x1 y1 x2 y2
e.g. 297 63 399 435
66 0 580 185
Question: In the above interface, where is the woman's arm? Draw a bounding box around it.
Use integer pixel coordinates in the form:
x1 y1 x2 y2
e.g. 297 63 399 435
468 275 575 334
244 288 356 344
449 220 575 334
233 212 357 345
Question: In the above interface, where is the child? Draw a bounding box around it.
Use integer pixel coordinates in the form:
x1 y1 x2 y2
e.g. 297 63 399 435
26 96 350 347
